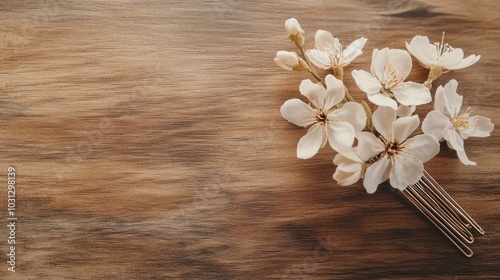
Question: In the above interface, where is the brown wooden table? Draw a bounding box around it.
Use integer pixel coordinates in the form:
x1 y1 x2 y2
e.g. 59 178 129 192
1 0 499 279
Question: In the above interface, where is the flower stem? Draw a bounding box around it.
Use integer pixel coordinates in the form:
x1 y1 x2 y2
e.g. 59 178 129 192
423 66 443 89
298 46 322 80
308 67 324 85
361 100 374 133
333 66 344 80
344 85 354 102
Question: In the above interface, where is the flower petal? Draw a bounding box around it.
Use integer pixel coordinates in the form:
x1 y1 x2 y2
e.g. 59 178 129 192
443 129 476 165
306 49 331 69
336 161 362 173
422 110 452 140
367 92 398 110
405 35 438 67
392 82 432 106
339 37 367 66
372 106 396 141
448 54 480 70
434 85 446 114
274 51 299 71
363 158 391 194
389 153 424 190
285 18 304 36
326 121 355 153
333 149 363 165
324 74 345 109
297 124 325 159
396 105 416 118
372 48 412 83
339 48 361 66
315 30 339 53
403 134 440 163
392 115 419 143
280 99 317 127
329 102 367 132
355 132 384 162
274 58 291 71
460 115 494 139
438 48 464 69
352 69 382 95
370 48 386 82
320 129 328 148
333 167 362 186
387 49 413 82
299 79 327 109
348 37 367 50
442 79 462 117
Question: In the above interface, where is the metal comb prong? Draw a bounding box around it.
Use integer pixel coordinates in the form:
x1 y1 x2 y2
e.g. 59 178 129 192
411 182 473 243
423 170 484 234
401 187 474 257
399 170 482 257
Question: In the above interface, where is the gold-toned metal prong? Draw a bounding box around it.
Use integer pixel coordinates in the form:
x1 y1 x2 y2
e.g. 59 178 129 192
423 170 484 235
399 170 483 257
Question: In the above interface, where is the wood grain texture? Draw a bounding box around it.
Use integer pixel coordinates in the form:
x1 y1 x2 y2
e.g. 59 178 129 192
0 0 499 279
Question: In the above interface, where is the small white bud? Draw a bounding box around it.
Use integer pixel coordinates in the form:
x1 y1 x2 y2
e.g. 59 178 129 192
285 18 304 37
274 51 301 71
285 18 305 47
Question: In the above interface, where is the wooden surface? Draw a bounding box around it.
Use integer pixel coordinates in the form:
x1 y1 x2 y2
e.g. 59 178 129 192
1 0 499 279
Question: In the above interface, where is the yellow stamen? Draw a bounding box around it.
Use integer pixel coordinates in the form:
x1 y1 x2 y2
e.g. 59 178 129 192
453 107 473 129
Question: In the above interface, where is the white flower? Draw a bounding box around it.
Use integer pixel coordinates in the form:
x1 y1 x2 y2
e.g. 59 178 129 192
306 30 367 70
356 107 440 193
280 74 367 159
274 51 301 71
406 34 480 71
352 48 432 110
333 148 365 186
422 80 494 165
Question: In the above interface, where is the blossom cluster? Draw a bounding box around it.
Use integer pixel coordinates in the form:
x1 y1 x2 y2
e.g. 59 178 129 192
275 18 494 193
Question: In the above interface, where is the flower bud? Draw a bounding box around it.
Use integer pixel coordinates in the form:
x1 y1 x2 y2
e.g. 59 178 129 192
274 51 305 71
285 18 304 36
285 18 304 47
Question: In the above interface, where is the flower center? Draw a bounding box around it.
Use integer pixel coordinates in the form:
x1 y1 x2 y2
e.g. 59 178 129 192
385 141 400 156
434 32 455 58
369 137 404 163
452 107 475 130
316 110 328 124
382 65 406 92
323 43 342 66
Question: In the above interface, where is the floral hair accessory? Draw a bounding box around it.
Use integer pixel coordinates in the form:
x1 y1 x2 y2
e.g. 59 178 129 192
275 18 494 257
